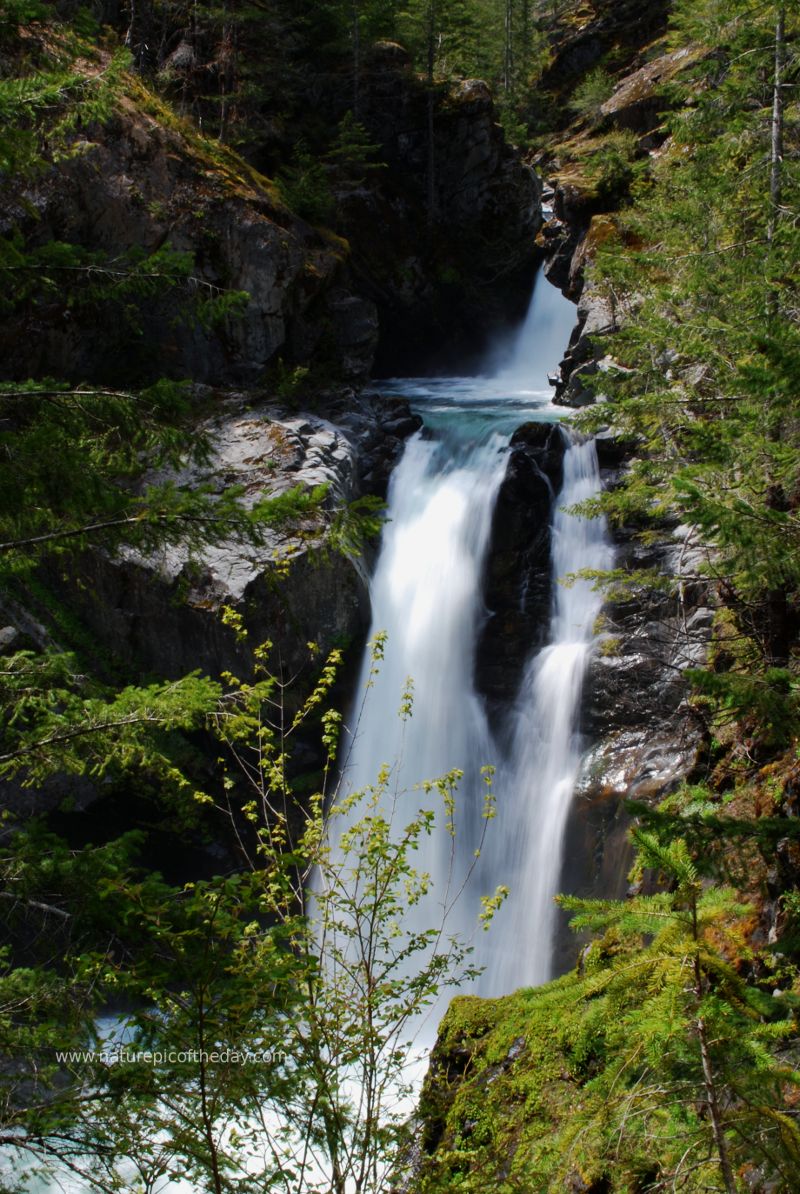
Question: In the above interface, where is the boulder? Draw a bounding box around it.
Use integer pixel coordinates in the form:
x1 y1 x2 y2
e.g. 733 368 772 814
475 422 567 710
42 399 379 685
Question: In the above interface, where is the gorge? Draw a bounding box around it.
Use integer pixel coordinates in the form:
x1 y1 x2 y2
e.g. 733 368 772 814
1 2 799 1192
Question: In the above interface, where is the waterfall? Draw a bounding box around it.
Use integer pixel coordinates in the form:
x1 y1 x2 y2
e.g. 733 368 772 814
337 272 608 1001
23 273 608 1194
340 427 502 830
478 435 613 992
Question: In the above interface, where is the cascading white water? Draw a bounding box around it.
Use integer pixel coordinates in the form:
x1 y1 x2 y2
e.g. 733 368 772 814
338 272 609 1000
478 436 613 993
339 428 503 842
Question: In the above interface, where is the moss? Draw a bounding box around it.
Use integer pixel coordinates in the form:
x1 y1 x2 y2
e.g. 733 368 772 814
125 78 284 209
416 973 677 1192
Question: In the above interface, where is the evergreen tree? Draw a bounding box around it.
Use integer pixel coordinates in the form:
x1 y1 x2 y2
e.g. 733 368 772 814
581 0 800 707
552 832 800 1191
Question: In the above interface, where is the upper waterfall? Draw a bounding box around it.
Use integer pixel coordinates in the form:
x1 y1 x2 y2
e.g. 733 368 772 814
485 271 578 393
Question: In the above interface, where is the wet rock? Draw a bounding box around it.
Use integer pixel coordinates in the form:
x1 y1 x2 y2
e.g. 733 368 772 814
575 523 711 807
328 390 423 500
553 284 618 408
476 422 567 710
593 427 637 469
554 515 712 946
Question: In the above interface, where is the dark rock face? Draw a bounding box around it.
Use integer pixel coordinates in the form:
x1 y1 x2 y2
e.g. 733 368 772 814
326 390 423 500
54 539 368 687
578 520 711 799
336 51 542 374
556 516 712 919
0 108 373 388
475 422 566 710
1 49 540 388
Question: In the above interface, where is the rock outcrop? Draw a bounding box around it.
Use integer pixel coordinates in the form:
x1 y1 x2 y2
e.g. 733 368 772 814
476 422 566 712
557 513 712 919
553 278 619 408
2 45 541 389
599 45 703 132
1 92 375 387
335 45 542 374
41 393 419 687
577 520 711 805
538 0 671 125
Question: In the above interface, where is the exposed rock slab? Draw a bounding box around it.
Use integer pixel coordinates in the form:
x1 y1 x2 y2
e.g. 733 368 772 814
476 422 566 711
43 398 387 685
600 46 703 131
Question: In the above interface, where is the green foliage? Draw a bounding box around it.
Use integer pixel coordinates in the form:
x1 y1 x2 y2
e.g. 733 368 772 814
0 635 500 1192
326 110 385 186
0 648 222 787
687 665 800 747
0 43 129 176
0 0 47 37
568 65 614 125
418 830 800 1192
276 141 335 224
579 0 800 716
586 129 639 202
327 493 387 557
0 381 325 566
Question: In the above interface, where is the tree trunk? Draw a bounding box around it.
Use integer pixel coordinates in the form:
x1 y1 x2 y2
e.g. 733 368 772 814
197 1000 224 1194
125 0 152 71
696 1011 737 1194
763 6 788 664
767 5 785 246
520 0 531 77
426 1 437 225
691 900 736 1194
504 0 513 93
353 0 361 119
765 482 790 665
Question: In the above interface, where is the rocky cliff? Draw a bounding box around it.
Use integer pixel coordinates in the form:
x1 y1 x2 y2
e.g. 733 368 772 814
1 37 539 390
1 30 534 711
339 45 542 374
0 70 374 387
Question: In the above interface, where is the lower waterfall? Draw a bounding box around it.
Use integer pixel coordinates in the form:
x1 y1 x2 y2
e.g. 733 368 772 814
339 273 612 1001
479 436 613 991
